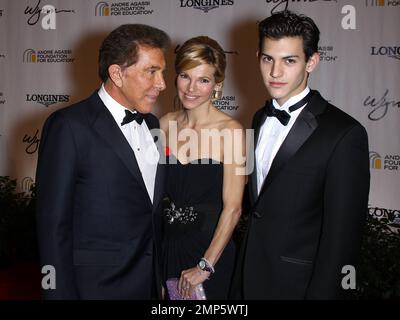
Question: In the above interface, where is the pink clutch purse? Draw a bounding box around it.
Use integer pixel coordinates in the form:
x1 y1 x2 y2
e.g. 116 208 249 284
166 278 207 300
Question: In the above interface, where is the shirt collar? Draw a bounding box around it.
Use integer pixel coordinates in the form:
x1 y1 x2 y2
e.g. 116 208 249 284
98 84 136 127
272 86 310 113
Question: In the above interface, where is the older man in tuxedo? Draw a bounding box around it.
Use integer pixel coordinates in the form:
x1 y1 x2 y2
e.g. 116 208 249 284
36 24 170 299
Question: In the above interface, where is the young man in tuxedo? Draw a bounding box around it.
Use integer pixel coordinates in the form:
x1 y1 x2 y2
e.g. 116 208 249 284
36 24 170 299
234 11 370 299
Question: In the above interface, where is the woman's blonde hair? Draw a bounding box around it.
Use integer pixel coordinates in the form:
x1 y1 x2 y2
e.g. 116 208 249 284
175 36 226 84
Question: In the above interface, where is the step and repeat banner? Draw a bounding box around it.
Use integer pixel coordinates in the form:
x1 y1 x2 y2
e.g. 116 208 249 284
0 0 399 232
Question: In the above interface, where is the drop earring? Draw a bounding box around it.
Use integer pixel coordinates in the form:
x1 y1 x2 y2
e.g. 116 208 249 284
211 83 223 102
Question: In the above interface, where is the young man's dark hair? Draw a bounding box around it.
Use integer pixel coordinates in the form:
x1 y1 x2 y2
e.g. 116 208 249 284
258 10 320 61
98 24 170 82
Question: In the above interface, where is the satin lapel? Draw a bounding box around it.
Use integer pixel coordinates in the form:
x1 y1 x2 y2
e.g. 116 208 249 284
259 91 325 194
250 108 268 204
89 94 147 192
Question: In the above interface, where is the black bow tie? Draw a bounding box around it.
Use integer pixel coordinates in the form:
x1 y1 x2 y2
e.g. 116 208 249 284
265 91 313 126
121 110 144 126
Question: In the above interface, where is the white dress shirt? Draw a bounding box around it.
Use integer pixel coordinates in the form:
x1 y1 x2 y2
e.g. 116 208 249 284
255 87 311 194
98 84 159 203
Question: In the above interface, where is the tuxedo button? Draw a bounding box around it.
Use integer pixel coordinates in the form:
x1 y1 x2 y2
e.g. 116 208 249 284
253 211 262 218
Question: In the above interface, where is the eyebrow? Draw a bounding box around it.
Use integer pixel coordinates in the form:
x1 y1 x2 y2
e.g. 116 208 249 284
261 53 300 59
179 72 213 79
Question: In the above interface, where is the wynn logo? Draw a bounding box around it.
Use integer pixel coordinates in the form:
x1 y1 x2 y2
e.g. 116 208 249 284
179 0 234 13
22 129 40 155
24 0 75 26
363 89 400 121
26 94 70 107
266 0 338 14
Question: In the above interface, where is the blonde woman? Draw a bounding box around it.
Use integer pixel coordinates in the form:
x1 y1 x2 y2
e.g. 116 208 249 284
160 36 246 300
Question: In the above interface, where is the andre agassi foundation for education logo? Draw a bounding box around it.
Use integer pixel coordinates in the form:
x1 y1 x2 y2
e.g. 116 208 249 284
23 48 74 63
95 1 110 15
370 151 400 171
213 95 239 111
370 151 382 169
365 0 400 7
95 1 154 16
23 49 37 63
21 176 35 193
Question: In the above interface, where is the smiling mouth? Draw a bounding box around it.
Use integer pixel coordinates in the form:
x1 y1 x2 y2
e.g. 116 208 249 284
183 94 199 100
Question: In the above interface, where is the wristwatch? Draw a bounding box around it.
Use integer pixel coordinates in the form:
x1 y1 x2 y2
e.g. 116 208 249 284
198 257 215 273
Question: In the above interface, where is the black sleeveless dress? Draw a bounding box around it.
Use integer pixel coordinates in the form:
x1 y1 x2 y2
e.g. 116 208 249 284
162 155 236 300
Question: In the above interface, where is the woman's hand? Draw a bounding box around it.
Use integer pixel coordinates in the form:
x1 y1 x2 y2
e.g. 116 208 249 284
178 266 210 299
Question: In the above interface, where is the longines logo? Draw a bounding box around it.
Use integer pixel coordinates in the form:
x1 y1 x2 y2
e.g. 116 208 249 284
363 89 400 121
95 1 154 16
23 49 74 63
0 92 5 105
179 0 234 13
266 0 338 14
369 205 400 234
214 95 239 111
318 45 338 63
371 46 400 61
365 0 400 7
369 151 400 171
26 94 70 107
21 177 35 193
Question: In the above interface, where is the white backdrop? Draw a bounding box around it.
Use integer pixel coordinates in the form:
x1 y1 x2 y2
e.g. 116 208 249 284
0 0 399 231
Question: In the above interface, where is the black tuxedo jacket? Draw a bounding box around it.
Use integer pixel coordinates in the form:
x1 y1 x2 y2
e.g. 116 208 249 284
235 90 370 299
36 92 165 299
